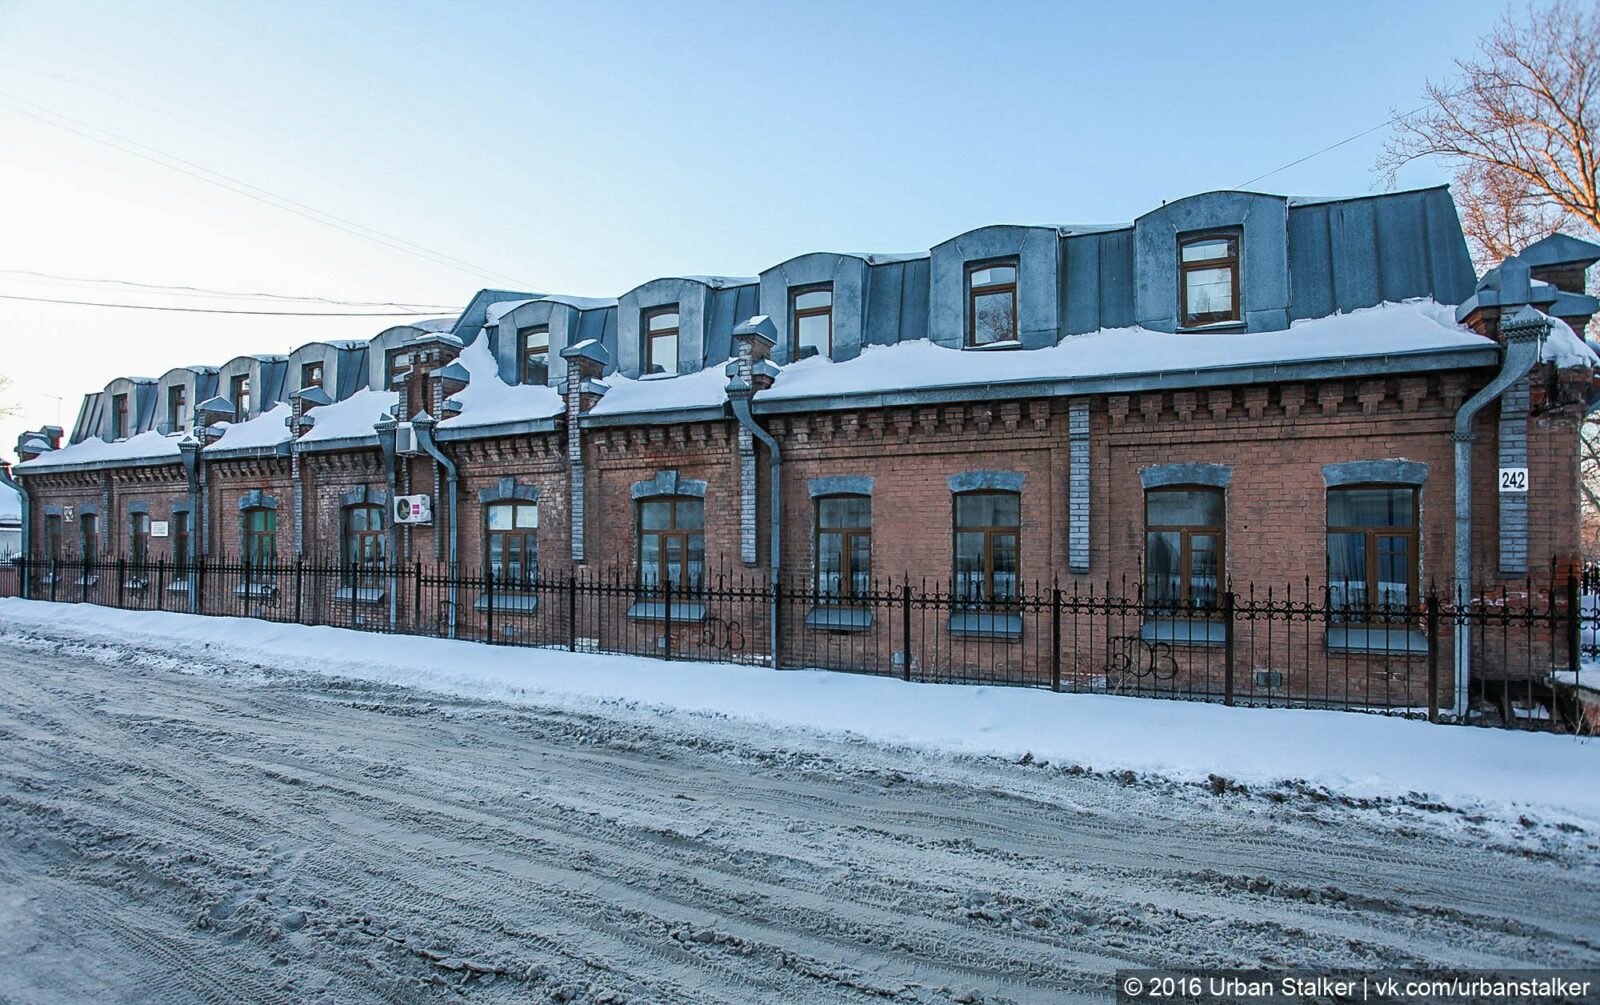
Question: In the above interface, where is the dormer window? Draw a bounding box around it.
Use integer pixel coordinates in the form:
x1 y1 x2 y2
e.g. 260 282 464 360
1179 235 1240 327
301 361 324 391
790 285 833 359
644 307 680 375
520 325 550 385
111 393 129 439
167 385 186 432
385 348 410 390
966 262 1017 346
230 374 251 422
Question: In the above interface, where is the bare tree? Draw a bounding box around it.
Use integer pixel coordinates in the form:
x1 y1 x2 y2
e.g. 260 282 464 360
1380 0 1599 273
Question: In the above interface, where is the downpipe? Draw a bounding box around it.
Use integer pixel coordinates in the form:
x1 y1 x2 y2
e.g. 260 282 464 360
1450 314 1544 719
730 395 781 668
376 417 400 632
412 416 458 639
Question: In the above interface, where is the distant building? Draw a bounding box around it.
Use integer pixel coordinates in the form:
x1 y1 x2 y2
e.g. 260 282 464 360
10 187 1600 717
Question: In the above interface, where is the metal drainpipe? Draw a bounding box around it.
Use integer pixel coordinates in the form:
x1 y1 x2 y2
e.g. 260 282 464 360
179 439 201 611
729 395 781 667
375 417 400 632
1450 311 1545 719
412 416 458 639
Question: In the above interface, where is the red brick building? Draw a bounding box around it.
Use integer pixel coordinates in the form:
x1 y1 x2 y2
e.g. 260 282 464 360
12 189 1600 720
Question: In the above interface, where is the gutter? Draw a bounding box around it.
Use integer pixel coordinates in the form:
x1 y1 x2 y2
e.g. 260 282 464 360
411 413 459 639
179 437 201 610
1449 307 1546 719
375 416 400 632
729 393 781 667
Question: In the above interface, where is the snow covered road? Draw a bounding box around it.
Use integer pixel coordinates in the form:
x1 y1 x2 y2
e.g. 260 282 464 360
1 626 1597 1004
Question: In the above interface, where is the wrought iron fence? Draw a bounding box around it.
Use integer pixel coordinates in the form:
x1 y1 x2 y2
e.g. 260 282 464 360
3 553 1594 732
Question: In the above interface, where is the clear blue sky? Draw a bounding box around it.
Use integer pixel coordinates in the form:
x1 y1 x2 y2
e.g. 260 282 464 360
0 0 1506 451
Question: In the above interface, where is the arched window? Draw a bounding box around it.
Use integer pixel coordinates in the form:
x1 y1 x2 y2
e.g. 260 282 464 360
171 511 191 570
966 262 1017 346
953 491 1019 606
129 512 151 570
79 512 99 561
638 495 703 595
44 514 62 564
1145 487 1224 611
485 501 537 588
815 495 870 599
243 507 276 565
1327 485 1417 622
342 504 386 588
643 306 680 375
1179 235 1240 327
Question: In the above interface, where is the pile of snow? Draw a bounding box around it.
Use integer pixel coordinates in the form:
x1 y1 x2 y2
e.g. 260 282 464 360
299 388 400 444
589 365 730 417
13 429 183 472
763 299 1491 402
5 598 1596 827
204 402 292 453
1541 316 1600 369
439 333 562 430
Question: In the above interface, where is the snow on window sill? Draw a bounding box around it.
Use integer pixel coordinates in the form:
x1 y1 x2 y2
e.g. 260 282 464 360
804 606 874 632
335 586 386 605
948 612 1022 639
166 580 190 593
627 601 707 623
72 575 99 588
1177 320 1246 333
966 340 1023 352
1140 618 1225 646
233 583 279 599
473 591 538 614
122 578 149 591
1326 626 1428 655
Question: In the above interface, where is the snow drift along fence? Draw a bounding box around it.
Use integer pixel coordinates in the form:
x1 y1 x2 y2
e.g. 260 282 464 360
4 554 1592 731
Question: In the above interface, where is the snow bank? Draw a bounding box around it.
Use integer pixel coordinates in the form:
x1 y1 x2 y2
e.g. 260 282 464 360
762 299 1490 402
205 402 292 452
4 598 1596 827
439 333 562 429
13 430 183 471
589 365 730 416
299 388 399 443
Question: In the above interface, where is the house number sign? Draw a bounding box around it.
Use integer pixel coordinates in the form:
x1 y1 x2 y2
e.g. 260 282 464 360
151 521 170 538
1498 467 1529 493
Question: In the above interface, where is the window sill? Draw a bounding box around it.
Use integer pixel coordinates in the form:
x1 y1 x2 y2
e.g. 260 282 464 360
233 583 278 599
1326 626 1428 655
473 591 537 613
166 580 190 593
627 601 707 623
948 613 1022 639
965 339 1022 351
72 576 99 587
336 586 387 605
1140 619 1225 645
804 606 874 632
1177 320 1245 333
123 578 149 591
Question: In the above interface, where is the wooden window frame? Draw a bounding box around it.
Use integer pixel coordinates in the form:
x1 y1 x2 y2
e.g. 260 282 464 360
301 361 324 391
952 490 1021 608
342 504 387 588
1326 485 1419 625
965 260 1018 347
1178 234 1241 328
519 325 551 385
129 512 151 569
45 515 62 564
111 393 129 440
172 512 190 570
814 494 871 601
230 374 251 423
385 348 411 391
79 512 98 561
484 502 538 590
242 506 276 566
636 495 704 596
167 384 186 432
789 284 834 359
643 306 681 376
1144 486 1226 611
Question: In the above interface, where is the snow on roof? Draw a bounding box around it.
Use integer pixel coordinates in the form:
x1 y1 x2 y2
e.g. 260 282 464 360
483 294 619 326
204 402 292 453
411 318 455 332
484 299 539 325
760 299 1492 403
1542 316 1600 369
672 276 759 288
14 430 182 472
300 387 400 443
588 365 730 417
439 334 562 430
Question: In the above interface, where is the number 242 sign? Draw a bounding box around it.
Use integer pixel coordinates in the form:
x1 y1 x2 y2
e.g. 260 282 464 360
1499 467 1529 493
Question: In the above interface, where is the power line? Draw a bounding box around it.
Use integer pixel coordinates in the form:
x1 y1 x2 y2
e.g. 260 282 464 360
0 268 459 310
0 293 447 316
1232 99 1439 191
0 91 536 290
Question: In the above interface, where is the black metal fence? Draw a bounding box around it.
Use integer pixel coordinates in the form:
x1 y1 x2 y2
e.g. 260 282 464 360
4 554 1595 732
